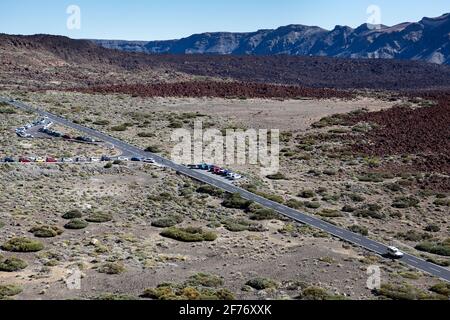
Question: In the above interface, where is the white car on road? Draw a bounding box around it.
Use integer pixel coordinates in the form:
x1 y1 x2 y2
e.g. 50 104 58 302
387 246 404 258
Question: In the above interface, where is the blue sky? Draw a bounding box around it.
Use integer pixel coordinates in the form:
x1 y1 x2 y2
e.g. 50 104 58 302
0 0 448 40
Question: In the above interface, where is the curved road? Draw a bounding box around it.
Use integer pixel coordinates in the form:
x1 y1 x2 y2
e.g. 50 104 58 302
2 96 449 283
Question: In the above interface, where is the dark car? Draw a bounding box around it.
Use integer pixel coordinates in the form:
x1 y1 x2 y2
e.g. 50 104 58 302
46 157 58 163
19 157 31 163
101 156 112 162
131 157 142 162
62 134 72 140
4 157 15 163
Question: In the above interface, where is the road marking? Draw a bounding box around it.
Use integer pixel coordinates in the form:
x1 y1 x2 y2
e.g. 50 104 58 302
430 267 442 274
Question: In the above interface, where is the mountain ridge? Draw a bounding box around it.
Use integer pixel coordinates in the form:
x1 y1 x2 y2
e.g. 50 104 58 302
92 13 450 64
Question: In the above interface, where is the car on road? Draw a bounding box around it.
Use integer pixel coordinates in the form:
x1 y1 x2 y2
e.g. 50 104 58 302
19 157 31 163
75 157 88 163
35 157 45 163
131 157 142 162
89 157 101 162
387 246 404 258
117 156 129 162
143 158 155 163
101 156 112 162
4 157 15 163
46 157 58 163
61 158 74 163
62 134 72 140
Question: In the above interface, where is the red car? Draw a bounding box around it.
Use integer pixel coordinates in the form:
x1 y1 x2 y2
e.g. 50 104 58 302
46 157 58 163
19 157 31 163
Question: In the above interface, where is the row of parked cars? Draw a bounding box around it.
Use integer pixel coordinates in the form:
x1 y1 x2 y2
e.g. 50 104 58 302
188 163 243 181
15 117 52 138
2 155 156 164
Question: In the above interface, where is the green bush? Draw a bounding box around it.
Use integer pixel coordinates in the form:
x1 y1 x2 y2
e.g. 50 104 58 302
285 199 303 209
392 196 420 209
430 283 450 297
196 185 224 197
0 221 4 229
161 227 217 242
415 241 450 257
29 225 64 238
64 219 89 230
354 205 385 219
1 237 44 252
357 173 385 183
266 173 287 180
62 209 83 219
374 283 435 300
0 257 28 272
93 119 110 126
85 212 113 223
245 278 279 290
145 145 162 153
0 284 22 298
249 209 278 221
305 201 321 209
222 193 253 210
98 262 125 275
151 216 183 228
396 230 432 242
349 225 368 236
137 132 155 138
104 162 113 169
342 205 356 213
93 293 136 300
185 273 224 288
299 190 315 198
298 286 334 300
424 224 441 233
110 124 130 131
222 218 264 232
433 199 450 207
318 209 343 218
141 283 235 300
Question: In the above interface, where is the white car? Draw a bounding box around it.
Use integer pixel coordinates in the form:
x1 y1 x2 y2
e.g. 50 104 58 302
387 246 404 258
89 157 101 162
117 156 129 162
143 158 155 163
62 158 74 163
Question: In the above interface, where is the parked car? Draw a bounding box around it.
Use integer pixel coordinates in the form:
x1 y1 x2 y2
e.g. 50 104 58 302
75 157 87 163
117 156 129 162
35 157 45 163
19 157 31 163
387 246 404 259
46 157 58 163
61 158 74 163
89 157 101 162
131 157 142 162
143 158 155 163
62 135 72 140
101 156 112 162
4 157 15 163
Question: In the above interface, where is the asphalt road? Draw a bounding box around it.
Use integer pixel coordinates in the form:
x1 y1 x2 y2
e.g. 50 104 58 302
2 96 449 283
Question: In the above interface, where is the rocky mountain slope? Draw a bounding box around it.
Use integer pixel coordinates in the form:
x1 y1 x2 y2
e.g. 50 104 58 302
93 13 450 65
2 34 450 90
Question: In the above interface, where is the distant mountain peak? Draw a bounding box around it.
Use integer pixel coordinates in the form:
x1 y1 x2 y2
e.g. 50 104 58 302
92 13 450 65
